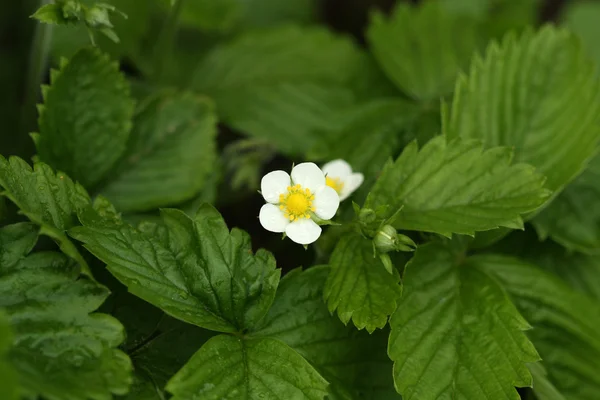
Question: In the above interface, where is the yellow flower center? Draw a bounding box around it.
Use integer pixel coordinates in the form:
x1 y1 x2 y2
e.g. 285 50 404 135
326 176 345 194
279 184 315 221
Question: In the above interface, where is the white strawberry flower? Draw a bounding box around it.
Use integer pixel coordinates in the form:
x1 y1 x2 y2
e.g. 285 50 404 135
259 162 340 245
322 159 364 201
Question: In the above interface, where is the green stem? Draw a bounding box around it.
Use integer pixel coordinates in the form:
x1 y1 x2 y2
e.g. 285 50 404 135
20 0 54 138
153 0 185 81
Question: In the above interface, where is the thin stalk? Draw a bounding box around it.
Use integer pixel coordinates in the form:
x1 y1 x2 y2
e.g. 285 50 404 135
20 0 53 138
153 0 185 81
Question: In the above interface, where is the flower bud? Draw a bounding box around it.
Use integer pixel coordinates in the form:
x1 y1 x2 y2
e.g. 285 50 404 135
374 225 416 253
358 208 377 225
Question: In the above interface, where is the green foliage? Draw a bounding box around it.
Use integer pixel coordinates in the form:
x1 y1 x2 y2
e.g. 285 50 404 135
389 242 539 400
0 223 132 400
446 26 600 192
0 156 92 275
563 0 600 71
324 234 402 332
533 154 600 253
35 47 134 189
6 1 600 399
70 203 280 333
367 1 480 101
475 255 600 400
365 135 550 236
254 266 398 399
100 91 217 212
192 25 368 154
0 311 18 400
32 0 127 44
166 335 328 399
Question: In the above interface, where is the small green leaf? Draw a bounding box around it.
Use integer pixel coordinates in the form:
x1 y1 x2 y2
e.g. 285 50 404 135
533 154 600 254
0 223 132 400
475 254 600 400
70 203 280 333
100 91 217 212
446 26 600 192
323 234 402 332
166 335 328 400
0 311 18 400
367 1 480 101
253 266 399 399
0 156 92 275
389 242 539 400
365 135 550 236
36 47 134 188
31 3 70 24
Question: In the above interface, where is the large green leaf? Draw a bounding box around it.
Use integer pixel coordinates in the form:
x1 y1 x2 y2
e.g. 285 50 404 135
446 26 600 192
254 266 399 399
528 363 567 400
70 203 280 333
367 1 480 101
100 92 217 212
0 311 18 400
323 233 402 333
389 242 539 400
35 47 134 188
474 255 600 400
365 135 550 236
563 1 600 71
0 223 132 400
533 154 600 254
166 335 328 400
0 156 92 274
192 25 369 154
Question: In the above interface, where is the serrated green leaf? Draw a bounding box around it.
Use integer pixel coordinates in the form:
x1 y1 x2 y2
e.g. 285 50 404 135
70 203 280 333
36 47 134 188
254 266 399 399
166 335 328 400
563 0 600 71
0 311 18 400
0 156 92 275
100 91 217 212
367 1 480 101
446 26 600 192
323 234 402 332
0 223 132 400
389 242 540 400
533 154 600 254
474 255 600 400
365 135 550 236
192 25 371 154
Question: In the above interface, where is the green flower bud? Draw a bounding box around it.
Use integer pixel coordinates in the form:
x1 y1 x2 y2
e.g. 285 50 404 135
358 208 377 225
374 225 416 253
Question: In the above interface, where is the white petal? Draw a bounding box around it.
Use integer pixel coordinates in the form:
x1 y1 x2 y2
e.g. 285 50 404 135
322 159 353 179
339 173 364 201
291 162 325 192
261 170 291 203
313 186 340 220
285 219 322 245
259 203 289 233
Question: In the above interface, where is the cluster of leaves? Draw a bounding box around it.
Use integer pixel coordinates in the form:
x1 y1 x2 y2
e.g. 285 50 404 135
2 0 600 399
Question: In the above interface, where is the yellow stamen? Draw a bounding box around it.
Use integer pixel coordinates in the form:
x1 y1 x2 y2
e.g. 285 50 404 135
279 184 315 221
326 176 345 195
